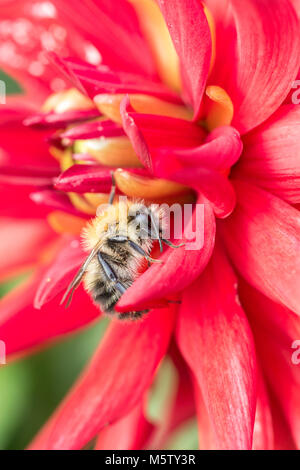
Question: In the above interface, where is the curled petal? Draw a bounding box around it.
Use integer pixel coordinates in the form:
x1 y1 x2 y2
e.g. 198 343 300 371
157 0 212 120
168 126 243 171
221 181 300 316
29 307 175 450
117 196 216 312
120 96 205 170
176 243 257 450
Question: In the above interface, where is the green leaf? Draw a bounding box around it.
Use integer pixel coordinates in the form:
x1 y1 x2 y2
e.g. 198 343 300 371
0 69 23 95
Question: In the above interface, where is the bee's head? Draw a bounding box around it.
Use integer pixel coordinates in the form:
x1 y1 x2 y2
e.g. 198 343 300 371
128 202 163 250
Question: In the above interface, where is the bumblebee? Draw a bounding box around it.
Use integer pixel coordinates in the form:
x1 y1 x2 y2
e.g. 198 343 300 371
61 176 181 319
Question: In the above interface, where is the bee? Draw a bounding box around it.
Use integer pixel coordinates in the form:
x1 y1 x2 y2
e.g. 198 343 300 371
61 176 182 319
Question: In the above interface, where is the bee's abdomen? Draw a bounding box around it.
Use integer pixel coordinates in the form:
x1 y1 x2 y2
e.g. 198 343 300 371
91 277 132 314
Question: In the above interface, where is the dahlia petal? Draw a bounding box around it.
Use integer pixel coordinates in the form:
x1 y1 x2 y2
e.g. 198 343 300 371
194 382 216 450
120 96 205 171
95 404 154 450
0 0 114 103
235 105 300 203
203 85 234 130
167 345 196 431
206 0 300 133
116 197 216 312
291 0 300 17
114 168 190 200
0 108 56 168
54 164 116 194
51 0 157 78
94 93 192 124
221 181 300 316
29 307 175 450
0 166 58 188
0 272 100 357
270 394 297 451
30 190 90 218
0 186 50 219
252 367 274 450
238 282 299 449
129 0 181 91
24 109 100 129
249 322 300 448
176 243 257 450
59 120 124 141
238 280 300 350
34 237 86 309
59 58 181 103
168 126 242 171
155 165 236 219
0 218 54 280
157 0 212 120
147 345 196 450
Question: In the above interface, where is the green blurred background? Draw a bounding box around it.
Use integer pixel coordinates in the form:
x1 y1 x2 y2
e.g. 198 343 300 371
0 71 198 450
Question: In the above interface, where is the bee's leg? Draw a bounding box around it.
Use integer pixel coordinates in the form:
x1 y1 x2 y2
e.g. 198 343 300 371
108 171 116 205
162 238 185 249
148 211 163 252
128 240 163 264
97 251 127 294
107 236 162 264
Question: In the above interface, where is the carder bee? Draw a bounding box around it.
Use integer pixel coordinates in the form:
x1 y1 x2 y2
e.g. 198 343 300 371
61 175 182 319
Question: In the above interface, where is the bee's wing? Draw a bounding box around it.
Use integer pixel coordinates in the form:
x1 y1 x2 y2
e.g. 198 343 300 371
61 239 103 308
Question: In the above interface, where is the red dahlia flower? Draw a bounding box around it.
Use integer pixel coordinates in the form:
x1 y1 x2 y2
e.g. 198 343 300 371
0 0 300 450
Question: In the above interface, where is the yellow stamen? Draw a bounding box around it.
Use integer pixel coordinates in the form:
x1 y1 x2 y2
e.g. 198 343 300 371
94 93 192 124
129 0 181 91
74 137 142 167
